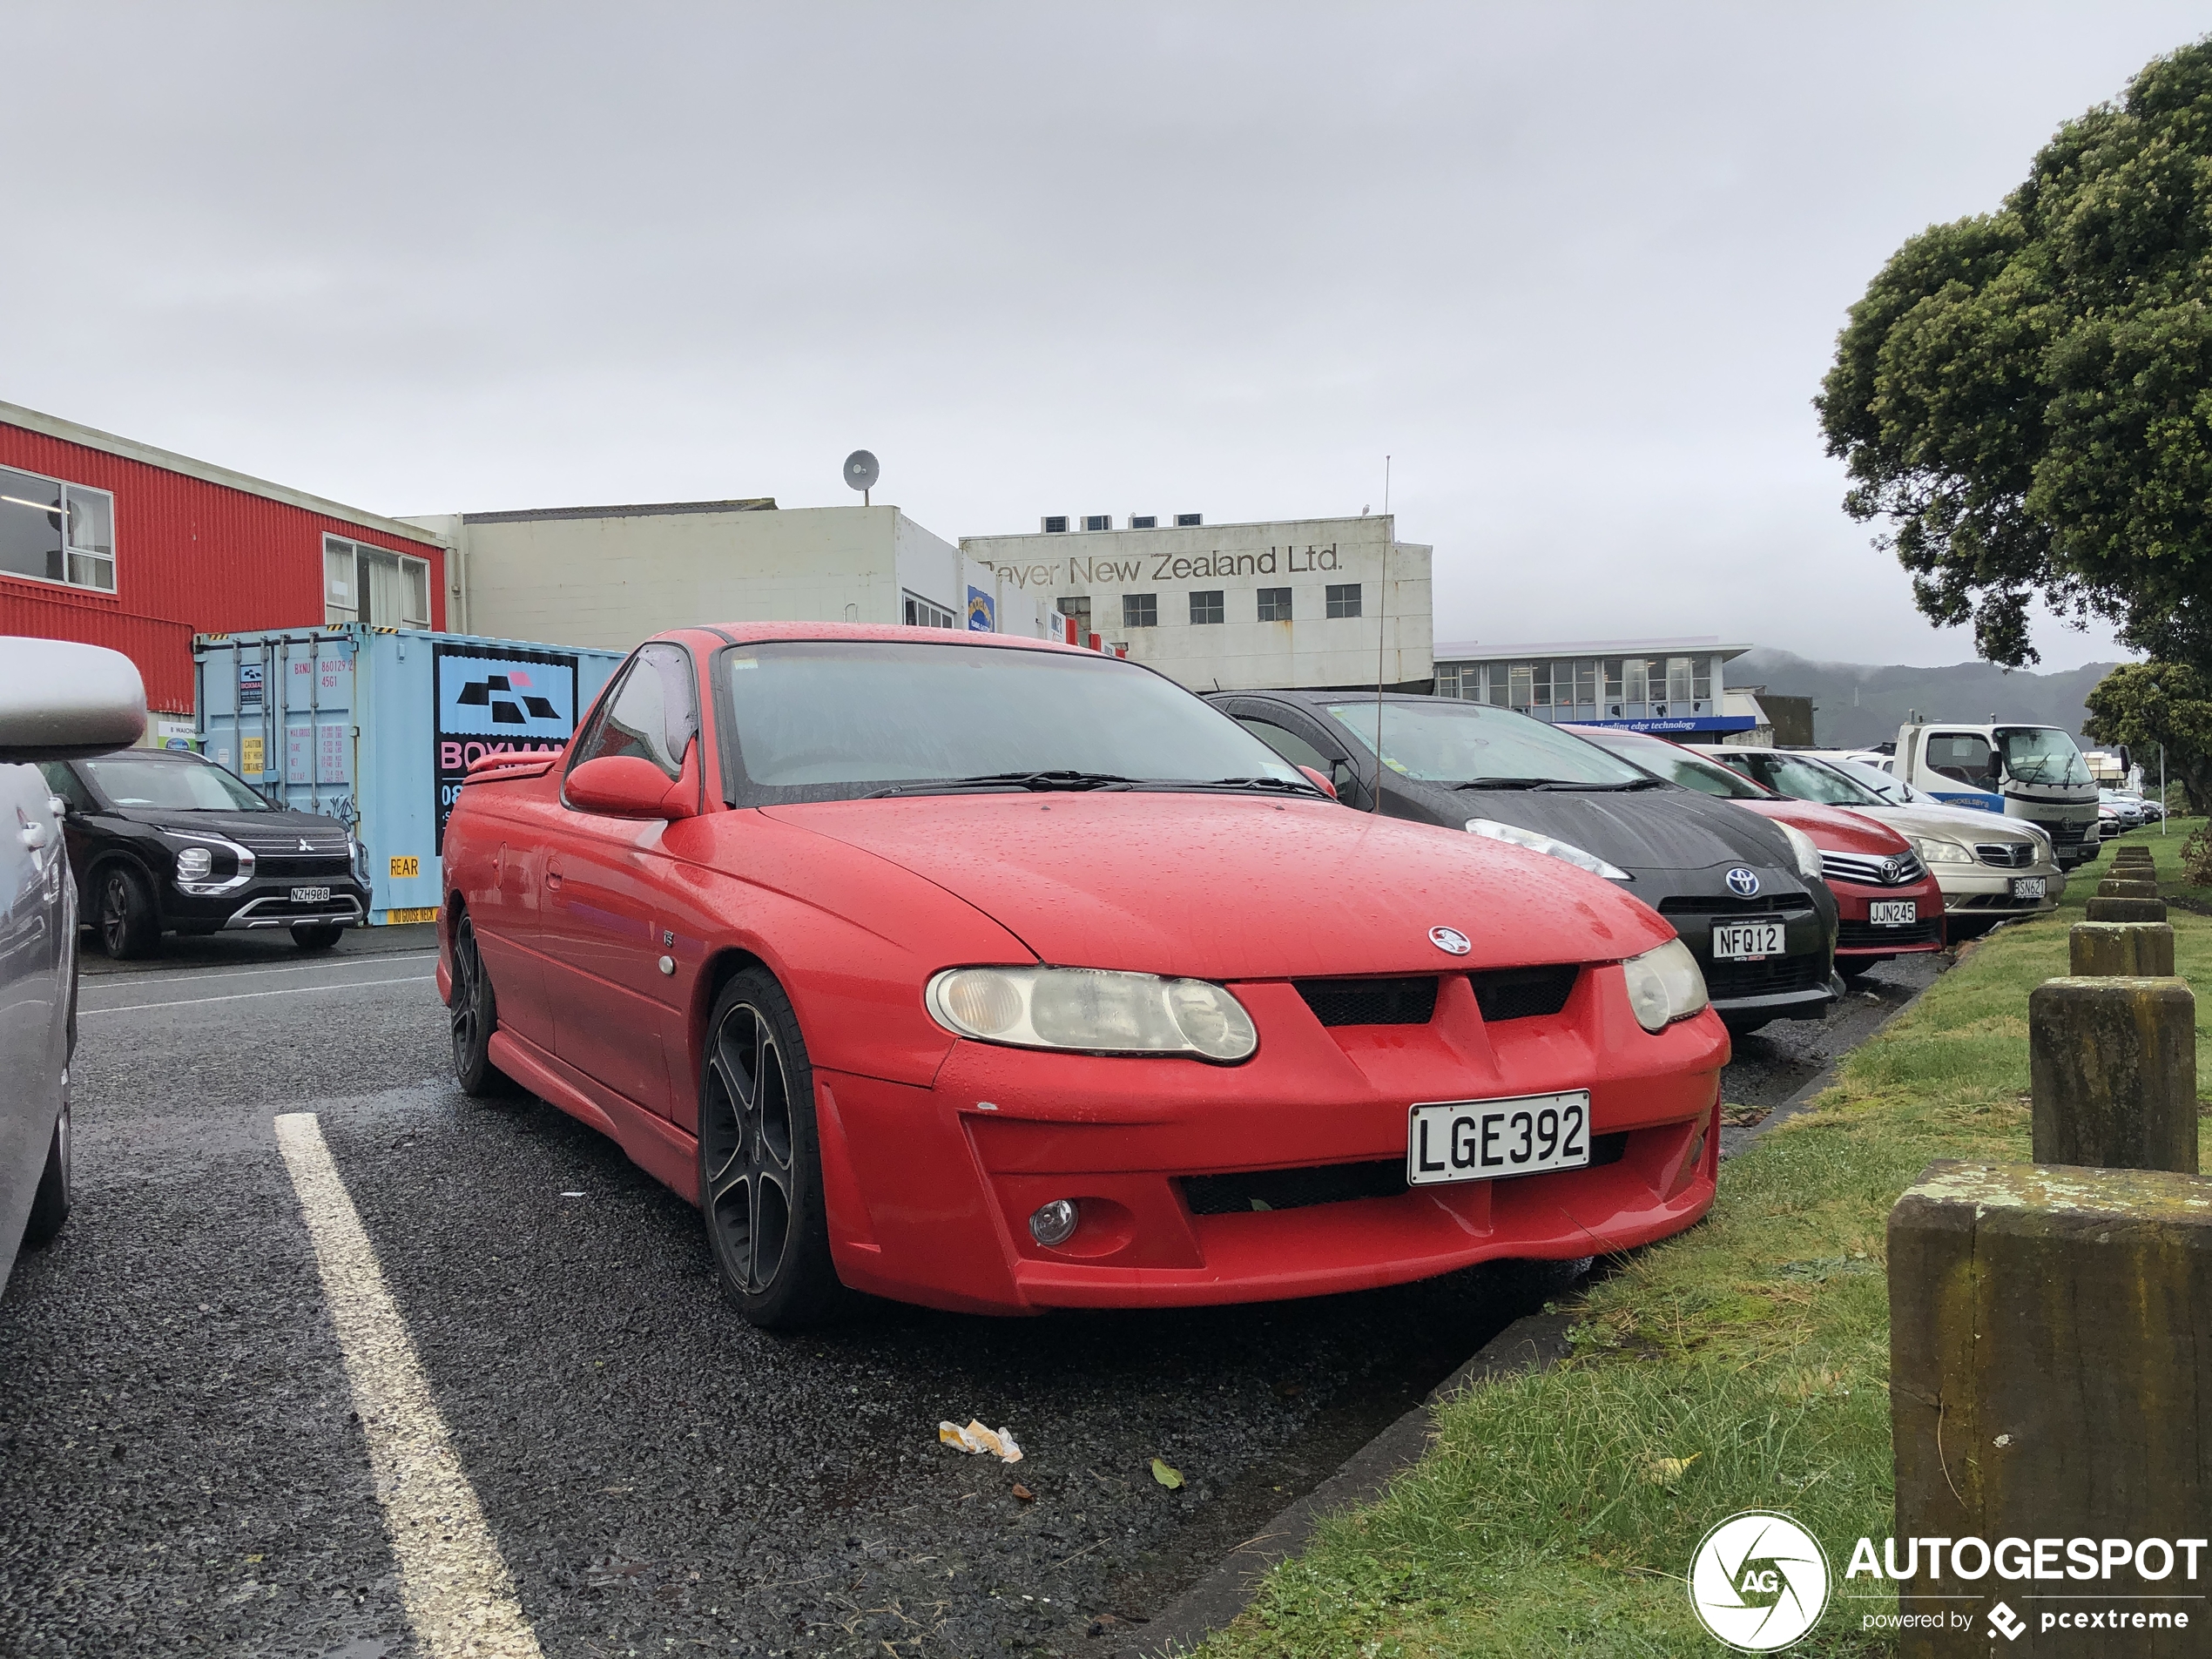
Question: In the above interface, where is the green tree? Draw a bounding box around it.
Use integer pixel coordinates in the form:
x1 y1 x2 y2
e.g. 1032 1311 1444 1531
1817 39 2212 669
2082 661 2212 813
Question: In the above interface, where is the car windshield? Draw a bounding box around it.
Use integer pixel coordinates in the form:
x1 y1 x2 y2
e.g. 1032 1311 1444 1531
1996 726 2091 786
1710 751 1885 807
716 639 1309 800
1571 728 1771 799
1318 699 1650 786
79 753 270 811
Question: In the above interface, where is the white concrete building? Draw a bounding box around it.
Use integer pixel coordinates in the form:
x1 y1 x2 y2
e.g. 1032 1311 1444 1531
959 514 1432 692
1430 636 1756 743
404 500 1055 651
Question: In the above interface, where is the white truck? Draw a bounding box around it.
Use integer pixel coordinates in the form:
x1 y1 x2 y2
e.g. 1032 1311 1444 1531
1889 721 2101 871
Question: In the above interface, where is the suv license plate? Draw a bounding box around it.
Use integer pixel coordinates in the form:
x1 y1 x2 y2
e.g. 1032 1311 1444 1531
291 887 331 905
1407 1091 1590 1187
1868 900 1917 926
1711 919 1784 961
2012 876 2047 901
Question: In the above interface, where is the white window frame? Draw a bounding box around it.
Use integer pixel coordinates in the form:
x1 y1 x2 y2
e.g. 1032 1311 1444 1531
901 591 955 629
323 532 431 630
0 462 116 594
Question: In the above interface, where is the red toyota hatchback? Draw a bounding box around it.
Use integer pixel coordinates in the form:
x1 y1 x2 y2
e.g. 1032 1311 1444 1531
440 626 1729 1325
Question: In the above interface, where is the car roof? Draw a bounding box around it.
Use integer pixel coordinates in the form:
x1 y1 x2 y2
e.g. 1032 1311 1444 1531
1205 688 1447 705
659 622 1094 658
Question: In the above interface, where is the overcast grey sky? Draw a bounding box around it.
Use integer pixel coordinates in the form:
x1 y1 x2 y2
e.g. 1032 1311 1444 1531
8 3 2205 668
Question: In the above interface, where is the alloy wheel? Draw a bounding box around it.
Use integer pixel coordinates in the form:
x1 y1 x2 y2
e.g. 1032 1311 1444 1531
101 873 132 956
701 1001 794 1296
450 919 482 1073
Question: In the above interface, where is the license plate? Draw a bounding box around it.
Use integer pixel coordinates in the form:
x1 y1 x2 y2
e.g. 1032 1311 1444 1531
1407 1090 1590 1187
291 887 331 905
1711 919 1784 961
1868 900 1917 927
2012 876 2047 900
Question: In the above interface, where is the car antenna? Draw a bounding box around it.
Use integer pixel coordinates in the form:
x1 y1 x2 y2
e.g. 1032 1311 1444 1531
1373 455 1389 814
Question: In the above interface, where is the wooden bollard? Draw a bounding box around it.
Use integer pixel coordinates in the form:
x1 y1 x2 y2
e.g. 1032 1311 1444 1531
2069 921 2177 976
2028 976 2197 1172
2087 895 2168 922
2098 879 2161 899
1889 1162 2212 1655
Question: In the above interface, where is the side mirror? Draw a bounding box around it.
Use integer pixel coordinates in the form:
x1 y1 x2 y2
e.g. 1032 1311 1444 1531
0 637 146 761
1298 765 1339 800
565 754 697 819
1329 759 1360 796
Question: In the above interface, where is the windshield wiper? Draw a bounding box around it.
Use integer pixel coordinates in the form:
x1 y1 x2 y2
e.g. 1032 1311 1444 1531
1534 777 1671 792
1450 777 1560 791
1196 775 1327 795
867 769 1143 799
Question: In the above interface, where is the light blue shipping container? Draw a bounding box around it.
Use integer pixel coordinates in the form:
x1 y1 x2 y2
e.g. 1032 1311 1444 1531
194 625 627 923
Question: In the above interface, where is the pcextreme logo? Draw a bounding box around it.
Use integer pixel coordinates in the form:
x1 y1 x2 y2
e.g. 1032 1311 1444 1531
1689 1512 1831 1651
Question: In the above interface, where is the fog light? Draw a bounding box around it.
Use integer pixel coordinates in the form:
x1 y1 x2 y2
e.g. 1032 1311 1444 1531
1028 1198 1079 1247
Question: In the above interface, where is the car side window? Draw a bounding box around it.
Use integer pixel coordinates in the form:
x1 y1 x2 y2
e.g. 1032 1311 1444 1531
37 762 94 812
1237 717 1332 774
571 645 698 781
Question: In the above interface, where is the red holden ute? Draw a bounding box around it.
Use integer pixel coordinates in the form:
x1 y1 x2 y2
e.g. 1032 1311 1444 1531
1568 726 1944 981
440 626 1729 1326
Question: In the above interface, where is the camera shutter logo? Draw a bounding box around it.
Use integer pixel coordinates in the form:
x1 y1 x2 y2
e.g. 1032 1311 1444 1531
1688 1511 1830 1651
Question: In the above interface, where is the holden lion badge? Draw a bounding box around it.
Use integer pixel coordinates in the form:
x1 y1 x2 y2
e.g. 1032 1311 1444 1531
1428 926 1471 956
1688 1511 1829 1651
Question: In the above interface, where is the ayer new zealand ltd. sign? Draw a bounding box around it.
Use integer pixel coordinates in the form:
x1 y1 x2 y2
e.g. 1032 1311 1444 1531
991 543 1349 592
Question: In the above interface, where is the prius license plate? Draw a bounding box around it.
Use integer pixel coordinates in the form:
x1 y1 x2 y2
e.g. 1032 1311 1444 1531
2012 877 2047 901
1407 1091 1590 1187
1868 900 1917 927
291 886 331 905
1712 919 1784 961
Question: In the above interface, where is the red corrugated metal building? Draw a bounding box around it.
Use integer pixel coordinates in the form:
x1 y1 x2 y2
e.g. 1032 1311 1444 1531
0 400 448 715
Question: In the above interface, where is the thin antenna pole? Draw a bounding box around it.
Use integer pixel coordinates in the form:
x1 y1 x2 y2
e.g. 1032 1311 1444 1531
1373 455 1390 814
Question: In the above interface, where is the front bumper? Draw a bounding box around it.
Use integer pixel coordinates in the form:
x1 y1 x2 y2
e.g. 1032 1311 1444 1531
167 876 369 934
1932 865 2062 921
1666 903 1836 1025
1831 876 1946 956
811 965 1728 1314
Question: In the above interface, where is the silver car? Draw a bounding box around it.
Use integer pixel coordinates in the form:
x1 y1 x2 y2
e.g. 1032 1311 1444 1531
1 637 145 1293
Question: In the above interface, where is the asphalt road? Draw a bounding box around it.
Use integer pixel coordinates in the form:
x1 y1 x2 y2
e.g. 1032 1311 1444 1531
0 928 1942 1658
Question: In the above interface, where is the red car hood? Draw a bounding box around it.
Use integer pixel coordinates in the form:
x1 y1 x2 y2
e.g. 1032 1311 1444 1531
1736 799 1908 854
760 792 1673 980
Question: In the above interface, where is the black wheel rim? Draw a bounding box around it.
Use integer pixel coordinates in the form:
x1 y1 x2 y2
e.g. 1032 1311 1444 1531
701 1001 793 1296
450 921 481 1072
100 873 131 954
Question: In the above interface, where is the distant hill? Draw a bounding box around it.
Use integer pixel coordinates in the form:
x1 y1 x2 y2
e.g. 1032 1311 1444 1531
1732 648 2127 750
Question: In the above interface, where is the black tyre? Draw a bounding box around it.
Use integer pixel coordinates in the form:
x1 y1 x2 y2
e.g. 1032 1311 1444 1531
448 913 516 1097
697 968 844 1329
95 863 158 960
291 923 345 950
22 1096 70 1251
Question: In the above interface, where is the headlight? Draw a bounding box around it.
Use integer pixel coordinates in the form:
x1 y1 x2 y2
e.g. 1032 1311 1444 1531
926 966 1258 1062
1912 835 1974 866
1466 819 1629 880
1621 938 1709 1033
1778 824 1823 882
176 846 212 880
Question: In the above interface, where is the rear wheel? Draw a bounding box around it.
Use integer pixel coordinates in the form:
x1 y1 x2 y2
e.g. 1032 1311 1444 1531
291 923 345 950
96 864 158 960
448 913 516 1097
698 969 843 1329
22 1096 70 1251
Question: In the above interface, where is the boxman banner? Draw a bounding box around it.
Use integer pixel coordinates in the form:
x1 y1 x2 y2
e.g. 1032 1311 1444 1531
432 643 581 850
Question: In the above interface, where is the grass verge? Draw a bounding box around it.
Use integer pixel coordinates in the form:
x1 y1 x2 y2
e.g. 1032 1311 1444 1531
1201 827 2212 1658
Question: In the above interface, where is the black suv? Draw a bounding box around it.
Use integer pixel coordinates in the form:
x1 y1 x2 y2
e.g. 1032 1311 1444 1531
38 749 368 957
1208 690 1841 1034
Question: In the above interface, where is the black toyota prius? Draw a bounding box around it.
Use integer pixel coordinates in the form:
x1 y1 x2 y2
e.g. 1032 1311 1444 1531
1210 690 1840 1033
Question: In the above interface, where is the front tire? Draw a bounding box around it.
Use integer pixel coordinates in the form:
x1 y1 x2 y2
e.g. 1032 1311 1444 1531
96 864 158 960
291 923 345 950
697 969 843 1329
23 1096 70 1251
448 913 516 1097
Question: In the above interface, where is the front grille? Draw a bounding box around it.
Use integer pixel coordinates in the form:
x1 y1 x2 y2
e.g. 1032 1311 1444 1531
1838 917 1943 949
1469 964 1579 1022
1703 953 1830 1001
2047 818 2091 844
1975 842 2036 868
1180 1133 1633 1216
253 854 355 880
234 831 351 858
1182 1160 1406 1215
1820 850 1927 887
1657 892 1814 920
1296 977 1437 1026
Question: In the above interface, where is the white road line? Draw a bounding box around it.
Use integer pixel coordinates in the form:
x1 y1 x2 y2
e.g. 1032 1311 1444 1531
82 951 440 991
273 1113 543 1659
81 974 435 1015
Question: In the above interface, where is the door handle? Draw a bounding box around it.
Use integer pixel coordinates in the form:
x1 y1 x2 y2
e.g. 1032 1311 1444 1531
545 860 563 890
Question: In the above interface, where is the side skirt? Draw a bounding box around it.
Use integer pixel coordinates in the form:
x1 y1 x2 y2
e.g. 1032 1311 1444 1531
485 1028 700 1204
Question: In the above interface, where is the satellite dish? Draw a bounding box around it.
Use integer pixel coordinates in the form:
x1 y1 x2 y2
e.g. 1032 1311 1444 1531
843 449 880 502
